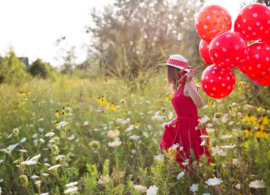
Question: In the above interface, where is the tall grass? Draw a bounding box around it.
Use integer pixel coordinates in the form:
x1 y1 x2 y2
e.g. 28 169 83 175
0 68 270 194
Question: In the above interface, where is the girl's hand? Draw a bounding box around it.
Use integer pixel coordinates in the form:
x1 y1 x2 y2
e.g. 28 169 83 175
162 122 171 128
185 69 194 82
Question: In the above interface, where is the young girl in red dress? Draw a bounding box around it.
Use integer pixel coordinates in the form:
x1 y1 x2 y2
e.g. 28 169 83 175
159 54 222 194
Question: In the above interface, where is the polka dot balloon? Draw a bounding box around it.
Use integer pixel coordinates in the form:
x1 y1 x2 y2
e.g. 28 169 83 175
195 5 232 42
249 74 270 86
199 39 213 64
201 65 235 99
238 42 270 79
234 3 270 42
209 30 248 69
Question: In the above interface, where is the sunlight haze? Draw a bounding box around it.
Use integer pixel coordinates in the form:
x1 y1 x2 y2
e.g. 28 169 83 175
0 0 258 67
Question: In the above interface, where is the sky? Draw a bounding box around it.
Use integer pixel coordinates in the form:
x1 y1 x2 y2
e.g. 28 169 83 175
0 0 257 67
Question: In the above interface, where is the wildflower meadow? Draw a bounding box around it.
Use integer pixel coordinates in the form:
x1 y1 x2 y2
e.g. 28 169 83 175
1 67 270 195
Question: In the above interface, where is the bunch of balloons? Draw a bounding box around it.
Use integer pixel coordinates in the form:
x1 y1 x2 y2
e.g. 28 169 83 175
196 3 270 99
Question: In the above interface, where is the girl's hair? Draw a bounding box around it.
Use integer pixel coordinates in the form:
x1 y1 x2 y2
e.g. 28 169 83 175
165 66 200 94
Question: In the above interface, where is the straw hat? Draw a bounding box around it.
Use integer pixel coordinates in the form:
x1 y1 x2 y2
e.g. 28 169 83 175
158 54 190 72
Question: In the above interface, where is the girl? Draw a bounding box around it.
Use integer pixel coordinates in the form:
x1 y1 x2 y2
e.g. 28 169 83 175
159 54 222 194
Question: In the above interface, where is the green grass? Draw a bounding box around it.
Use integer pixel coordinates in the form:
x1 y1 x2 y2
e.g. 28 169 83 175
0 72 270 195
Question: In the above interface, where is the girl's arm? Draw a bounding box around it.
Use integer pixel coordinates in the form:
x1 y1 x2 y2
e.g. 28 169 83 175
185 69 204 108
169 118 177 126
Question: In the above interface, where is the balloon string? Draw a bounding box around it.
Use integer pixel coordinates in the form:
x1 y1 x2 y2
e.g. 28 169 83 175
179 61 212 84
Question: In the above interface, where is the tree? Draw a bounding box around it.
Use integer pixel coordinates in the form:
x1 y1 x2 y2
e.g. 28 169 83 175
0 51 31 84
27 59 55 78
85 0 204 80
257 0 270 6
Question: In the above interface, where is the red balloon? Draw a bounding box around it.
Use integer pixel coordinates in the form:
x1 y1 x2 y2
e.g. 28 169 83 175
249 75 270 86
209 30 248 69
261 31 270 44
234 3 270 42
199 40 213 64
238 42 270 78
195 5 232 42
201 65 235 99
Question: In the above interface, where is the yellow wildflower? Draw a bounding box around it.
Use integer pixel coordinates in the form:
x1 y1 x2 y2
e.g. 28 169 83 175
111 103 117 110
243 127 252 138
259 114 269 125
256 130 268 140
257 107 264 113
55 110 59 118
242 114 257 123
98 96 107 105
58 158 63 163
208 99 213 106
257 122 265 131
134 122 140 128
55 121 59 128
61 107 65 115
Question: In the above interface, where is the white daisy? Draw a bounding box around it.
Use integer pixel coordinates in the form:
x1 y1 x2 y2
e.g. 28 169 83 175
35 180 42 185
31 175 40 179
65 181 78 188
154 154 164 163
220 144 236 149
189 183 198 193
177 172 185 180
129 135 140 140
205 177 223 186
168 112 173 120
249 180 265 188
20 137 27 143
45 132 55 137
64 186 78 194
48 164 61 170
146 185 158 195
170 143 179 150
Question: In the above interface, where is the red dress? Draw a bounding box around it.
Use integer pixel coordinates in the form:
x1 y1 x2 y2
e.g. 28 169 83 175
160 83 212 173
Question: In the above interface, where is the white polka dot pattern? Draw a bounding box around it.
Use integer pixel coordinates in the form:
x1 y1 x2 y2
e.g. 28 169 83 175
166 58 187 69
196 5 232 42
234 3 270 41
238 42 270 79
209 31 247 70
201 65 235 99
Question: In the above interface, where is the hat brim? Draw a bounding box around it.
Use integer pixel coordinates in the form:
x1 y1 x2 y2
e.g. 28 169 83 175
158 63 190 72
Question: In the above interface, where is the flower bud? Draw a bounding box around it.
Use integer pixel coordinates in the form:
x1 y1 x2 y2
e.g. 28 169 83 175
214 113 222 119
39 138 45 143
50 144 59 154
161 107 166 113
19 175 29 187
89 141 101 151
210 139 218 147
13 128 19 136
53 136 60 143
